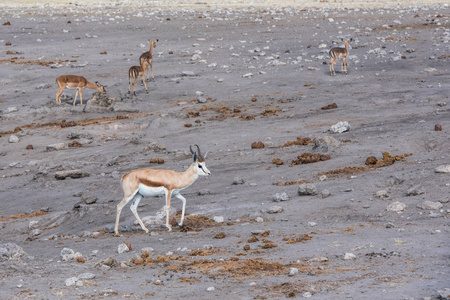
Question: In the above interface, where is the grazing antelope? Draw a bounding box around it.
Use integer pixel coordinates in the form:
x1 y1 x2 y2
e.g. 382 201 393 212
114 145 211 236
329 38 353 75
128 57 150 96
139 39 158 82
55 75 106 106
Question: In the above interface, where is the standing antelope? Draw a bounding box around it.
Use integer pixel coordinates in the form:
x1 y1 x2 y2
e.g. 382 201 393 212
128 57 150 96
55 75 106 106
329 38 353 75
139 39 158 82
114 145 211 236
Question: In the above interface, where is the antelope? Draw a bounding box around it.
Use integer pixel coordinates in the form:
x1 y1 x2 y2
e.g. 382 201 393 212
55 75 106 106
139 39 158 82
329 38 353 75
128 57 150 96
114 145 211 236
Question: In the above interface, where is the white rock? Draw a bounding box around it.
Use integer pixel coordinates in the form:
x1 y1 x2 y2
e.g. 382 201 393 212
308 222 317 227
207 286 215 292
273 192 289 202
46 143 65 151
375 190 389 198
78 273 96 280
213 216 224 223
321 189 331 199
267 206 283 214
417 201 443 210
118 243 130 254
65 277 78 287
5 107 18 113
387 201 406 212
344 252 356 260
435 165 450 173
303 292 313 298
0 243 28 261
242 73 253 78
330 121 351 133
8 135 19 143
289 267 299 276
255 217 264 223
298 183 318 196
29 220 39 230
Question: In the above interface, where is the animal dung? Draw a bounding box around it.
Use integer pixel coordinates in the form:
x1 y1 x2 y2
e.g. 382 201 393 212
365 156 378 166
272 158 284 165
435 124 442 131
290 153 331 166
26 144 33 150
184 123 193 128
68 140 82 147
149 158 164 164
365 152 413 168
251 141 265 149
321 103 338 110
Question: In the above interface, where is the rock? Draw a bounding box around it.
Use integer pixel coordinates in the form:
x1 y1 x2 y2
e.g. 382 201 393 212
308 221 317 227
145 141 166 152
55 170 84 180
313 135 341 152
303 292 313 298
298 183 318 196
344 253 356 260
156 205 177 220
417 201 443 210
330 121 351 133
8 135 19 143
198 189 210 196
289 267 299 276
197 97 207 103
5 107 18 113
78 273 96 280
406 185 424 196
273 192 289 202
181 71 195 76
255 217 264 222
242 73 253 78
118 243 130 254
213 216 224 223
207 286 215 292
46 143 65 151
28 220 39 230
60 248 83 261
65 277 78 287
31 228 42 236
267 206 283 214
232 177 245 185
437 288 450 299
435 165 450 173
321 189 331 199
0 243 28 261
386 201 406 212
375 190 389 198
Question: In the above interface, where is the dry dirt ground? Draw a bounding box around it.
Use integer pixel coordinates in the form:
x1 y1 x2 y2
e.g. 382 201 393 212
0 3 449 300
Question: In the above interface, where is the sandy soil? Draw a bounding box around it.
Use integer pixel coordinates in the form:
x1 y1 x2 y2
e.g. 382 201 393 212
0 3 449 300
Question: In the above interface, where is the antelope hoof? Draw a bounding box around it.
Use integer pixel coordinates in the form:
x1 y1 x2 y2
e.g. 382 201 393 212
146 91 149 94
114 233 122 237
133 92 137 96
166 224 173 232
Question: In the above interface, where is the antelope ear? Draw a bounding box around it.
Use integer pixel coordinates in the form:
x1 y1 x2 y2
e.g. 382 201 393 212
204 151 209 159
156 39 159 42
192 151 198 163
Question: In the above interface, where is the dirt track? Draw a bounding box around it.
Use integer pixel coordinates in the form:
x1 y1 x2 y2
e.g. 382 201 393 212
0 3 449 299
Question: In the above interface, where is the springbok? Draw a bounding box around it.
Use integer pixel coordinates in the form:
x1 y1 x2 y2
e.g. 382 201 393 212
55 75 106 106
128 57 150 96
114 145 211 236
329 38 352 75
139 39 158 82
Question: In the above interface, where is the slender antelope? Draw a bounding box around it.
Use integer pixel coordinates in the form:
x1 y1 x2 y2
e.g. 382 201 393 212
139 39 158 82
128 57 150 96
55 75 106 106
114 145 211 236
329 38 353 75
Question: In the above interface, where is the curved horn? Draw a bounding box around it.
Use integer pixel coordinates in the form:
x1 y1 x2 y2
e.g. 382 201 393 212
190 145 195 154
195 144 202 157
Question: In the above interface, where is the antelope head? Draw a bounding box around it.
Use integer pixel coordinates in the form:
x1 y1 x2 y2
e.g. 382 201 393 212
149 39 159 48
95 81 107 93
190 144 211 176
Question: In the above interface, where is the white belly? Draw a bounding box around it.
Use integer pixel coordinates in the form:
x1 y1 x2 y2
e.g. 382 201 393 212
138 184 167 197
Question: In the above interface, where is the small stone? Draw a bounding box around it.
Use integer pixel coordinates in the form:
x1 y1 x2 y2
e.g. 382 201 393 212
344 253 356 260
65 277 78 287
46 143 65 151
387 201 406 212
289 267 299 276
330 121 351 133
77 273 96 280
198 189 210 195
303 292 313 298
375 190 389 198
118 243 130 254
267 206 283 214
435 124 442 131
273 192 289 202
298 183 318 196
417 201 443 210
242 73 253 78
437 288 450 299
55 170 84 180
213 216 224 223
181 71 195 76
232 177 245 185
8 135 19 143
207 286 215 292
321 189 330 199
255 217 264 223
249 281 256 286
310 256 328 262
5 107 18 113
406 185 424 196
308 221 317 227
435 165 450 173
197 97 207 103
29 220 39 230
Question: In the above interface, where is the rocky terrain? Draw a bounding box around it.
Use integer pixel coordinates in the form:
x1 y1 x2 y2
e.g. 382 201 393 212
0 2 449 299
